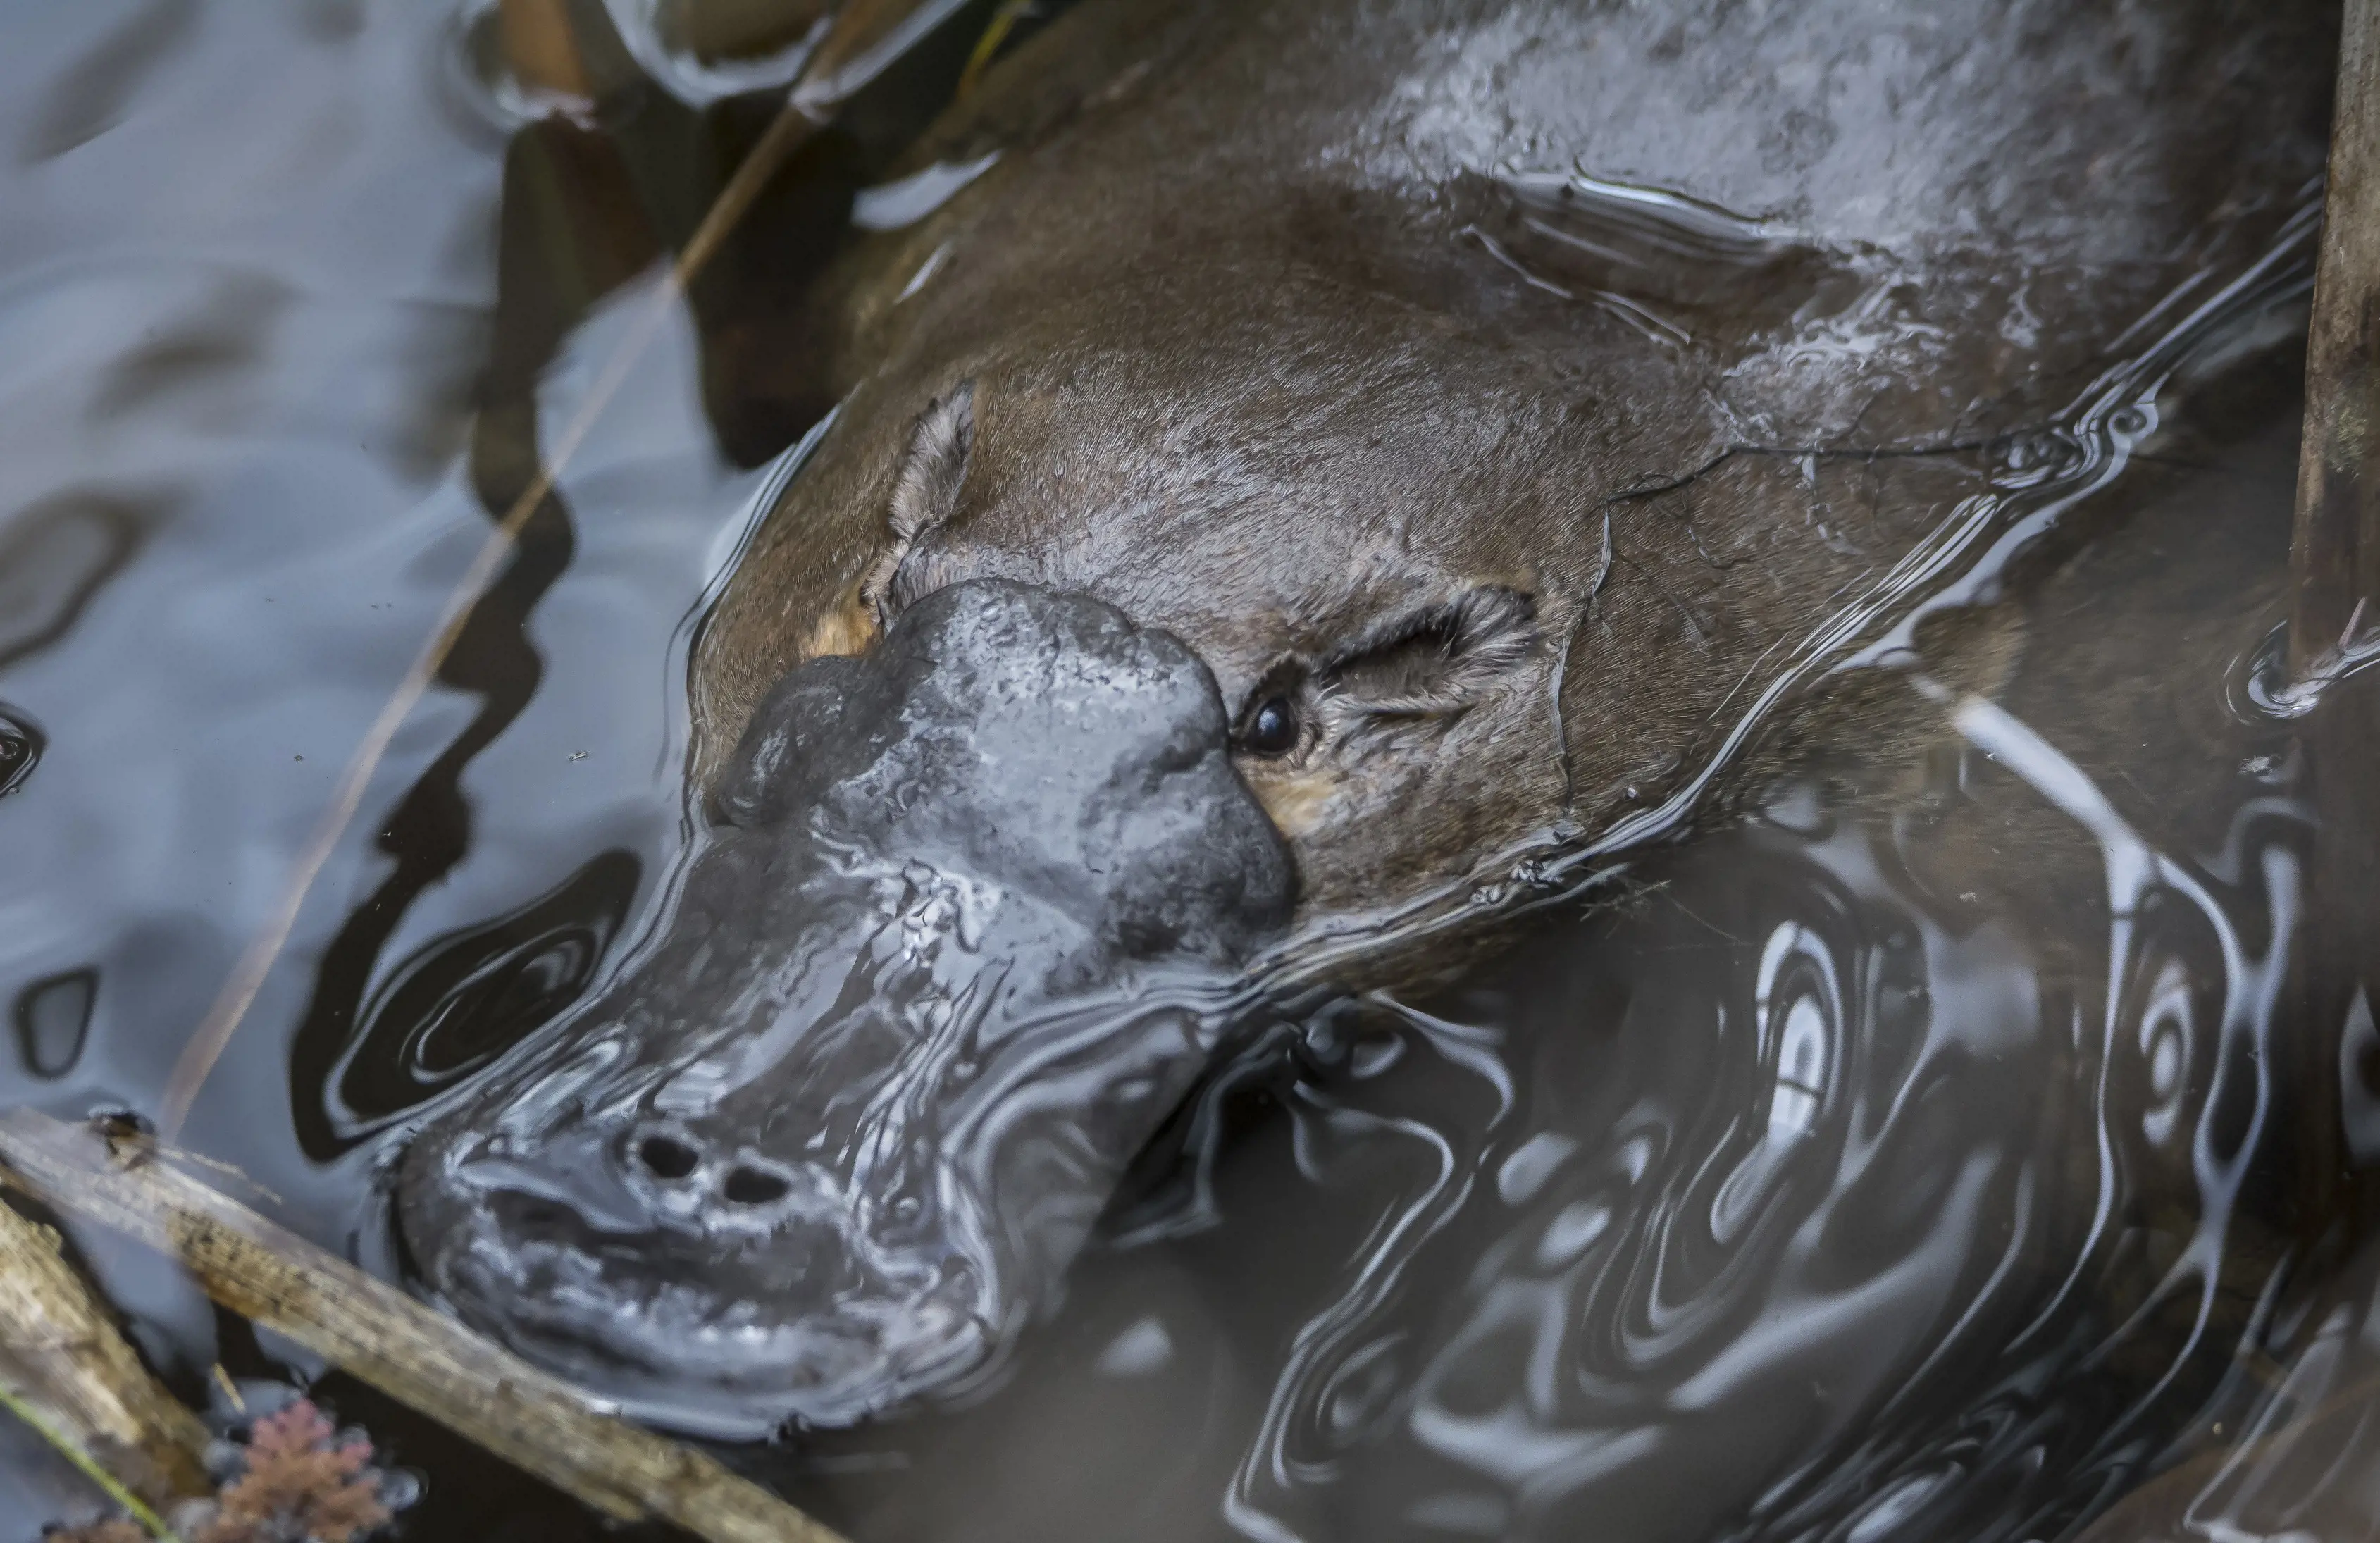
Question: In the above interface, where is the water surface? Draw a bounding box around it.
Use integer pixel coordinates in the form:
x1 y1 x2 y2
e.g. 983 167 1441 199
1 5 2375 1542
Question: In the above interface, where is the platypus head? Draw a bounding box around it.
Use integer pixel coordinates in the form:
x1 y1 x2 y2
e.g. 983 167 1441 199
396 233 1939 1434
399 576 1293 1435
390 273 1804 1430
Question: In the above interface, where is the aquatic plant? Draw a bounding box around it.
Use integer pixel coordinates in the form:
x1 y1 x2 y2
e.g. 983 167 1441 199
192 1400 390 1543
44 1399 394 1543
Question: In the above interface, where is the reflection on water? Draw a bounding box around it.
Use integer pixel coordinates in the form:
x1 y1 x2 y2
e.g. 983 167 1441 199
1223 756 2313 1543
300 847 641 1156
0 2 2375 1542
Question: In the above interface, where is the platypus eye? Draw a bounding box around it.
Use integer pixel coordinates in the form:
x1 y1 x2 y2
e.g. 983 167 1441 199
1242 696 1300 757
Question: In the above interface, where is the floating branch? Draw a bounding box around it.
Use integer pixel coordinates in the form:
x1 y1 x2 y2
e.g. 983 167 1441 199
0 1189 211 1527
0 1110 847 1543
2293 0 2380 1070
2295 0 2380 666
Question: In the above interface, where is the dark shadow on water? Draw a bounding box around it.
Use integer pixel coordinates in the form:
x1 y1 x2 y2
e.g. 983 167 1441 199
281 15 880 1160
295 848 640 1154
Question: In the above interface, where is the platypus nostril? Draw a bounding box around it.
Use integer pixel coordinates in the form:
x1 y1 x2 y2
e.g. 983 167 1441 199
637 1133 701 1180
722 1165 792 1206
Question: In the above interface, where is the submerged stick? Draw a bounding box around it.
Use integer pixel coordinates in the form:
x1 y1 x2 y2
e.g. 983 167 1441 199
2295 0 2380 665
2292 0 2380 1031
0 1110 848 1543
0 1197 212 1526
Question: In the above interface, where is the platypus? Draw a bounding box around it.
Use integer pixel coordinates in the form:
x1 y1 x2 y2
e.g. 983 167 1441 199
399 0 2336 1435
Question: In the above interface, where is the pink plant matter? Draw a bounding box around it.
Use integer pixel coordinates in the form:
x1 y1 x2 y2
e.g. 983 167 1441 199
42 1395 399 1543
193 1399 391 1543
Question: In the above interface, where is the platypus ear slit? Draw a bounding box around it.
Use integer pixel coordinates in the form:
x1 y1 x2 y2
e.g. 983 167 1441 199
1326 585 1539 716
1446 585 1538 669
861 380 976 624
891 380 974 544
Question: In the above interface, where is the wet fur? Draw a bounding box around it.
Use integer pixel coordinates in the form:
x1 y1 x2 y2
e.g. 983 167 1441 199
862 380 976 628
695 0 2335 930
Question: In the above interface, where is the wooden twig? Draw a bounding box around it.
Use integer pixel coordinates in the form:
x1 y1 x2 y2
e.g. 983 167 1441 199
2284 0 2380 662
0 1110 847 1543
0 1197 212 1525
2291 0 2380 1021
2295 0 2380 665
955 0 1035 99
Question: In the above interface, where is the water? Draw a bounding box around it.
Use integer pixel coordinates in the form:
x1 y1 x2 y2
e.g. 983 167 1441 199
1 4 2376 1542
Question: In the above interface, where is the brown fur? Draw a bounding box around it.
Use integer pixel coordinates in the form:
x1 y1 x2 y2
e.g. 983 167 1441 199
694 0 2334 923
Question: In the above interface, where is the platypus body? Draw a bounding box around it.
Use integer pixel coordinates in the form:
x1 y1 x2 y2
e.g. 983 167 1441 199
399 0 2336 1438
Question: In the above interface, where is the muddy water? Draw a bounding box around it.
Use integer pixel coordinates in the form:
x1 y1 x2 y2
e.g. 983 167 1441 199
2 4 2378 1543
